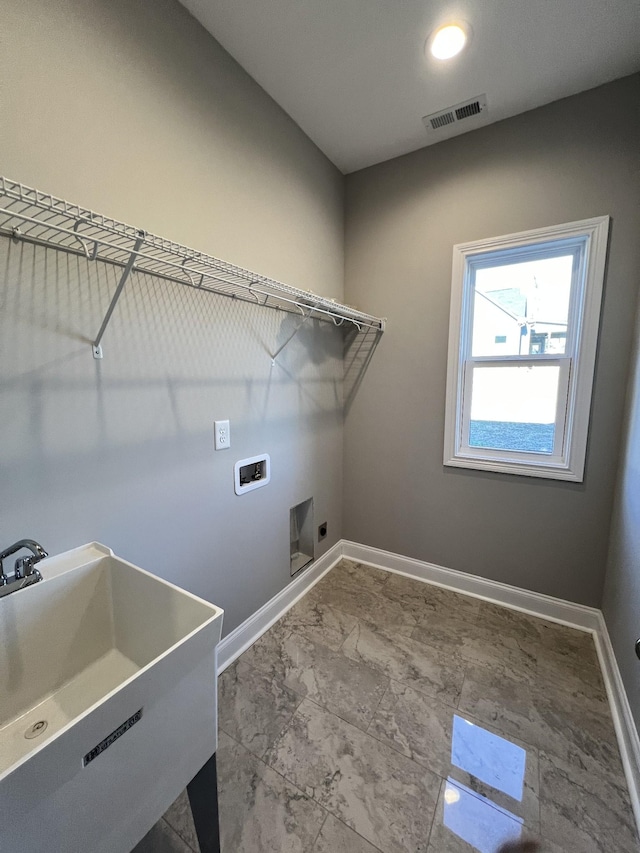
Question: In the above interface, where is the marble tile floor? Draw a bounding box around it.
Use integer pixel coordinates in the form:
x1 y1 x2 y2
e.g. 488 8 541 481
133 559 639 853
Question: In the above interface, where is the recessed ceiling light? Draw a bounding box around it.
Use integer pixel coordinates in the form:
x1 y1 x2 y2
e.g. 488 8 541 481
428 23 469 60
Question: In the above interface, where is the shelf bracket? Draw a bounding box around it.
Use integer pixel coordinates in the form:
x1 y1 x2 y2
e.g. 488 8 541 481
73 220 99 260
270 304 317 364
92 231 145 356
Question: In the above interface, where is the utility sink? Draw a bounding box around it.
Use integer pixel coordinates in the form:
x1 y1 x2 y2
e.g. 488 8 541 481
0 543 224 853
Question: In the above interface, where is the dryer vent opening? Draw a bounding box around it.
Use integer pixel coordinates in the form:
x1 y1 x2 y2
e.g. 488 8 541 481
290 498 314 576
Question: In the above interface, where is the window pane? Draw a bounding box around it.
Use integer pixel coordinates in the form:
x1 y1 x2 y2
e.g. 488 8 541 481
469 365 560 454
471 255 573 357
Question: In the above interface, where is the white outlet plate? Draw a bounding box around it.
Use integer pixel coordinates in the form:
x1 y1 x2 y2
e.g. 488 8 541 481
214 419 230 450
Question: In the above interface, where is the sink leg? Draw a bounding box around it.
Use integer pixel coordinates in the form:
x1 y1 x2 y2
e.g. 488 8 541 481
186 752 221 853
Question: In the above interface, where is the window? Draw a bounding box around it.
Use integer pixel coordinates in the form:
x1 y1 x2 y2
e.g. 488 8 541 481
443 217 609 481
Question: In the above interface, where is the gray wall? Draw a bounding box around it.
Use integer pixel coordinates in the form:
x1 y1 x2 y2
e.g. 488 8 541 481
0 0 345 634
2 0 638 638
603 298 640 727
344 75 640 607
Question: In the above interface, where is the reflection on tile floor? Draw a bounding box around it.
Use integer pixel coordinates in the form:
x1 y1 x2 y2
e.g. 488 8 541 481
134 559 639 853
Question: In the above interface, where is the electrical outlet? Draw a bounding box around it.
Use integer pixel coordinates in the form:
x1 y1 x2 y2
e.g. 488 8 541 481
214 419 230 450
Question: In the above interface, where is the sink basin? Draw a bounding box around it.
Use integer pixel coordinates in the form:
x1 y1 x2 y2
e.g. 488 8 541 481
0 543 223 852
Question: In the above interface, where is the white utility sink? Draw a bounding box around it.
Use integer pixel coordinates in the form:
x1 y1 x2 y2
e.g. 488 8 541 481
0 543 224 853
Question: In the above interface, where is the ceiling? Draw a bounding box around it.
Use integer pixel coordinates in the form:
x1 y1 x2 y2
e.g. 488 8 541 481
179 0 640 174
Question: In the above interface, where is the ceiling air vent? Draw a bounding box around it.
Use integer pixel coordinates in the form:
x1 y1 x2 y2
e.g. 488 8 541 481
430 111 455 129
423 94 488 133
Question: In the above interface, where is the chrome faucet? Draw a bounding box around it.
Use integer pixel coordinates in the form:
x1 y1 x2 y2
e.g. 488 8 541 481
0 539 48 598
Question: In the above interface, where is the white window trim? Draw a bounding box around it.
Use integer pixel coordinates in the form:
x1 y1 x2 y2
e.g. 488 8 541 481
443 216 610 482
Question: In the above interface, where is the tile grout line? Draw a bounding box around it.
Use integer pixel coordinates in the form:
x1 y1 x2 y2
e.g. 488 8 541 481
233 609 397 735
218 659 309 764
306 810 328 853
364 676 391 736
257 694 421 853
536 737 543 840
159 816 198 853
537 744 638 825
455 656 471 711
220 728 328 810
222 650 309 710
361 715 539 834
260 645 386 721
288 693 486 820
297 693 386 739
424 776 444 850
281 709 541 847
321 599 487 732
360 680 534 773
159 792 201 852
259 687 308 762
336 618 358 653
320 813 388 853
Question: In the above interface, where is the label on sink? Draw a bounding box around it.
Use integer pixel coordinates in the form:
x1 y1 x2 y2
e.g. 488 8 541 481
83 709 143 767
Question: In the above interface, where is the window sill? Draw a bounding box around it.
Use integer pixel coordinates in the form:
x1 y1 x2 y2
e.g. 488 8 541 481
443 454 583 482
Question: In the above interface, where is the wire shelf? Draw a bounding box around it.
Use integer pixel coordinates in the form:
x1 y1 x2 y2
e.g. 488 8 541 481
0 176 385 355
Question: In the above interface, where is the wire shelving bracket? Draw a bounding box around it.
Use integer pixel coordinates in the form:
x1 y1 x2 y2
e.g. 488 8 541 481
0 177 386 360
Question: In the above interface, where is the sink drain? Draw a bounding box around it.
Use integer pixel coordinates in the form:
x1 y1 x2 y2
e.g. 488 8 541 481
24 720 48 739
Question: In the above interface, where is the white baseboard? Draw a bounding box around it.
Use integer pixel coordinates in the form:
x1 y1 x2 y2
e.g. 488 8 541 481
342 540 602 632
215 537 640 833
215 541 343 673
593 614 640 832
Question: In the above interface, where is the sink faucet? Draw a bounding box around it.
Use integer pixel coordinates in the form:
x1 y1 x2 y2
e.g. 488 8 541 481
0 539 48 599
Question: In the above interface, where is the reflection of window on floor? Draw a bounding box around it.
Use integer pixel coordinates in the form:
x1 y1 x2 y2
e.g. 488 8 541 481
451 715 526 800
443 715 527 852
443 779 524 853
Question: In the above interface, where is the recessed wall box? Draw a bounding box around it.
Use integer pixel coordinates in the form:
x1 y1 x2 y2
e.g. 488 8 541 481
234 454 271 495
290 498 314 576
